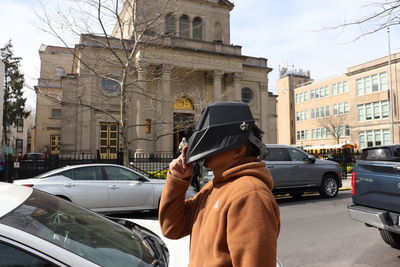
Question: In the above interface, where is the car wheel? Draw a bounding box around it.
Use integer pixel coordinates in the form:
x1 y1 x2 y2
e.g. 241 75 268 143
319 175 339 198
380 229 400 249
290 192 303 199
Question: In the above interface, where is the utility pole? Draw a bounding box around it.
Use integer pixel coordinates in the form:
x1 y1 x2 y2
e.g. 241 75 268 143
387 27 395 144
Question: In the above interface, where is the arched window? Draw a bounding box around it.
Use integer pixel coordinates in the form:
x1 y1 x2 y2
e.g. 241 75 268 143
179 15 189 38
214 22 222 42
192 17 203 40
53 66 66 78
165 13 176 35
241 87 253 103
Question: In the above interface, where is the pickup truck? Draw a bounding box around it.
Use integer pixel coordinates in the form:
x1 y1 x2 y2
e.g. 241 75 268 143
348 145 400 249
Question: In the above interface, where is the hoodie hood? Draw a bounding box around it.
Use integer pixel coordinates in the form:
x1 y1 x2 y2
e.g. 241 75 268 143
213 157 274 190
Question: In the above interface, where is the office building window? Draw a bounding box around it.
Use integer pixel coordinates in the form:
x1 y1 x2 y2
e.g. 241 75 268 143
356 72 387 96
325 106 330 116
357 100 389 121
382 101 389 118
333 102 349 115
310 86 329 100
310 105 329 119
296 110 309 121
295 91 308 104
359 129 390 149
332 81 348 95
296 130 309 141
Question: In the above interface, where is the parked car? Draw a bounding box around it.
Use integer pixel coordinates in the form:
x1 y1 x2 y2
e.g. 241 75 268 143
23 152 47 161
0 183 283 267
199 144 341 198
348 145 400 250
0 182 189 266
13 164 196 214
263 144 342 198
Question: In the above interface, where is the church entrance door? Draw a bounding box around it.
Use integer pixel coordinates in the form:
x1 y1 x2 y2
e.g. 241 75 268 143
173 113 194 156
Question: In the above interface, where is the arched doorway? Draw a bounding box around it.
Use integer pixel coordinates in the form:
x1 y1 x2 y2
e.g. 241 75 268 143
173 97 195 155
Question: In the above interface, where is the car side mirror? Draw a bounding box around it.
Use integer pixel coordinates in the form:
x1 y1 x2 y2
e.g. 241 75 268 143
307 155 316 163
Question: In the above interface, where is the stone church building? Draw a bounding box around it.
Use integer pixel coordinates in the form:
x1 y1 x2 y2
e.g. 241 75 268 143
35 0 277 157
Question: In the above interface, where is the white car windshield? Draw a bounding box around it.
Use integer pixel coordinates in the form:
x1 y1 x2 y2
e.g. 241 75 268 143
0 190 156 266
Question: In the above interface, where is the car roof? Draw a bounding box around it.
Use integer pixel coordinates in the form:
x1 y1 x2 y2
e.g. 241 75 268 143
0 182 32 217
265 144 296 149
37 163 135 177
363 145 400 150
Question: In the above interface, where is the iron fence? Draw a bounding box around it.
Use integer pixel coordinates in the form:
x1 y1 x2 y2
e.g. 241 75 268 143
1 153 175 182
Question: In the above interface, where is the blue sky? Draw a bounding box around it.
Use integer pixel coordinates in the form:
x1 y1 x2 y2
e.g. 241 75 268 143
1 0 400 110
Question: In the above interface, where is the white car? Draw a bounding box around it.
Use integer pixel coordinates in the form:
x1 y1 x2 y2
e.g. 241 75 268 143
0 182 189 266
13 164 196 214
0 183 282 267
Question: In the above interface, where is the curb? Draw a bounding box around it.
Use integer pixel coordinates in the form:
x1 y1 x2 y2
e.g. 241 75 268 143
339 187 352 191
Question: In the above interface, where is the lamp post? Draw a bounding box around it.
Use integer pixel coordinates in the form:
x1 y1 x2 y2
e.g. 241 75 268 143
387 27 395 144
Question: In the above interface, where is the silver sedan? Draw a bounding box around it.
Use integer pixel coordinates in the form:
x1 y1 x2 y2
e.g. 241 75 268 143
13 164 196 214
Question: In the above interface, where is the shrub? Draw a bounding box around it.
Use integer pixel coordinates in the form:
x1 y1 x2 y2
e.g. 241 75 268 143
148 169 168 179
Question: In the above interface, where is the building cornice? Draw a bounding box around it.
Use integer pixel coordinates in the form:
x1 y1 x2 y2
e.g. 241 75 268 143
346 57 400 76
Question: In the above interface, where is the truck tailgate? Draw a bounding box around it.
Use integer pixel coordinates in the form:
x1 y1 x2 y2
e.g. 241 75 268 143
353 161 400 214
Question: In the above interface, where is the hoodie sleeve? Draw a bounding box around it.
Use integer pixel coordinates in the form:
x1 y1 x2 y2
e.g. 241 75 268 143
227 189 280 267
158 172 199 240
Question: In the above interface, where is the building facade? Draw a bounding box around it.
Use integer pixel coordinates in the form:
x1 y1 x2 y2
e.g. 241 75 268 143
35 0 277 157
35 45 73 155
1 115 35 156
277 54 400 151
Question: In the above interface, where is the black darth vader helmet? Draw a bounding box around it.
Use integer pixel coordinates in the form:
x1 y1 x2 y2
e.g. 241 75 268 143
186 101 267 163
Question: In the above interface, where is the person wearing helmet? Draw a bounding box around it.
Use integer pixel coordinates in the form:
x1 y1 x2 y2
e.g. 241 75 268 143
159 101 280 267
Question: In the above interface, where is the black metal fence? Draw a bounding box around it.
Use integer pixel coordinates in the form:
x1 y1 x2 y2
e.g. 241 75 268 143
1 153 175 182
318 152 358 178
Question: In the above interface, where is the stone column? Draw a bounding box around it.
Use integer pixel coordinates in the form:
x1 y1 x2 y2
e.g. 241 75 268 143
160 64 173 153
213 70 224 101
135 62 148 154
189 19 193 39
233 72 242 101
259 82 269 142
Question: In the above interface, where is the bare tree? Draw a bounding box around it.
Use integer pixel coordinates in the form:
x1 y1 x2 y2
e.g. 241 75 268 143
317 114 349 144
328 0 400 40
34 0 188 166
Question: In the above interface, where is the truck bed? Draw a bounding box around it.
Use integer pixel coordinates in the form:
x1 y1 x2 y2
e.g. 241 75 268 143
353 160 400 214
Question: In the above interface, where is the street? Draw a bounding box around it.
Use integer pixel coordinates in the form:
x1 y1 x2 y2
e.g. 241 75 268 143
277 191 400 267
118 190 400 267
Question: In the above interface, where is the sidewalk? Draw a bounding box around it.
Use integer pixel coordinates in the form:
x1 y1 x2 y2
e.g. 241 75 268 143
339 174 352 191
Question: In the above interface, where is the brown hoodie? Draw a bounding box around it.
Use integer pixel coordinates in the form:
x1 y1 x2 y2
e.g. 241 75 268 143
159 158 280 267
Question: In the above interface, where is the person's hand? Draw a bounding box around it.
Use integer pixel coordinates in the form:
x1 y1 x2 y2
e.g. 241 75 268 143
169 146 193 181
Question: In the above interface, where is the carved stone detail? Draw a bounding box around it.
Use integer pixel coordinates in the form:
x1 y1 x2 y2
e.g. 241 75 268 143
213 70 224 80
259 82 268 91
